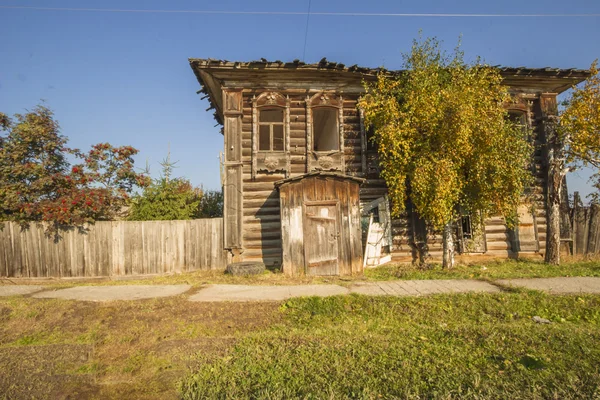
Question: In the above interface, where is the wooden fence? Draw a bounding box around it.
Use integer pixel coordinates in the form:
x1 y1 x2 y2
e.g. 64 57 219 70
0 219 227 278
571 201 600 256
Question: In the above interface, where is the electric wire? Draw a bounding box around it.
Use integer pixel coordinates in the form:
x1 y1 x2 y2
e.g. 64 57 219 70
0 6 599 17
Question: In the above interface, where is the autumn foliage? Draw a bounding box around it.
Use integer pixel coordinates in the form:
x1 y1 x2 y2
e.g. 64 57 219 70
359 37 533 267
559 61 600 197
360 37 532 227
0 105 149 231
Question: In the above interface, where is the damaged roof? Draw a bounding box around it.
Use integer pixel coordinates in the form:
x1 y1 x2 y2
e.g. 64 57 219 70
189 57 591 125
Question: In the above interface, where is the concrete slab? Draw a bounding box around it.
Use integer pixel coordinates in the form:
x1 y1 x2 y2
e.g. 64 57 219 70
349 282 387 296
496 277 600 294
0 286 45 297
435 280 502 294
400 280 424 295
349 279 499 296
32 285 191 301
188 284 349 302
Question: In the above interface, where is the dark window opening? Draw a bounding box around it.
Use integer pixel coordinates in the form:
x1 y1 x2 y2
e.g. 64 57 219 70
461 215 472 239
508 111 527 133
366 126 377 151
371 206 380 223
313 108 339 151
258 108 284 151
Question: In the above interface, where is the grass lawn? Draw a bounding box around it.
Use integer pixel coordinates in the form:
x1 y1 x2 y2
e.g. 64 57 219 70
1 291 599 399
3 258 600 288
181 292 600 399
363 258 600 281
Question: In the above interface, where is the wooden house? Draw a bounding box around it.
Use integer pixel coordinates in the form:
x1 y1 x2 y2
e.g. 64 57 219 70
189 58 589 276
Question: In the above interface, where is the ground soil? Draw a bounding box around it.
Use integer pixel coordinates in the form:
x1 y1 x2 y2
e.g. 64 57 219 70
0 296 280 399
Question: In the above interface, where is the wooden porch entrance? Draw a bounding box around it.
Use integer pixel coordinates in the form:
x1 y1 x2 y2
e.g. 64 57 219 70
275 172 364 276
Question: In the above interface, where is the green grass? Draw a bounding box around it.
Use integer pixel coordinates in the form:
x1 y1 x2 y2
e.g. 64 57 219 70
5 259 599 289
180 292 600 399
364 258 600 281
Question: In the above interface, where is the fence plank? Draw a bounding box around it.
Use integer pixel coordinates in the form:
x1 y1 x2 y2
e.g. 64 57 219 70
588 204 600 254
0 219 226 278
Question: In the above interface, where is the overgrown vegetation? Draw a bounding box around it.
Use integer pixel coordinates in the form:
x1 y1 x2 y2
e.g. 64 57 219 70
359 36 533 268
181 293 600 399
545 61 600 265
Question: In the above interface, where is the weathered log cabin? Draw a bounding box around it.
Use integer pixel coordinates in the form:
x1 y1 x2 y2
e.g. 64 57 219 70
189 58 589 276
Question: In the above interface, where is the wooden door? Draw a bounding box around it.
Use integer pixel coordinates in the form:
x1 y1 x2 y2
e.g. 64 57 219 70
304 202 340 275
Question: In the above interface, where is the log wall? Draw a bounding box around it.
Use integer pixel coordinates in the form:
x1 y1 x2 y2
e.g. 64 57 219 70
230 87 551 267
0 219 227 278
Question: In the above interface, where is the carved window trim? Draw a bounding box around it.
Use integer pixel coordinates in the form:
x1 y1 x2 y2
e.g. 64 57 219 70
252 92 291 178
306 91 345 173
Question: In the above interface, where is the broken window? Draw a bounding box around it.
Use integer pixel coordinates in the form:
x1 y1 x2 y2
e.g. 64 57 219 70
461 214 472 239
508 110 528 135
258 108 284 151
457 211 486 253
313 108 339 151
366 126 377 151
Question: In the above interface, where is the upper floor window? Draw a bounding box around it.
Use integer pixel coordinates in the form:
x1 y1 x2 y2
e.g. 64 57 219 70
508 110 527 133
313 107 339 151
251 91 290 178
259 108 284 151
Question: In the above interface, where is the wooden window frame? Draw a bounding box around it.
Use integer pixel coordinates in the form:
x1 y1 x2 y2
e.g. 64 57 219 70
507 109 529 135
506 98 533 142
258 107 285 152
456 211 487 254
306 92 345 173
251 92 290 178
311 107 340 151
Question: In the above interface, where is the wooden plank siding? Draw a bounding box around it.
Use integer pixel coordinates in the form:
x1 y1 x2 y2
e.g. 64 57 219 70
0 219 227 278
190 60 593 269
233 88 551 267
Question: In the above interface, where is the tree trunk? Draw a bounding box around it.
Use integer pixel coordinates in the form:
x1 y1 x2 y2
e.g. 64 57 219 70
544 117 563 265
540 95 563 265
545 159 562 265
442 223 454 269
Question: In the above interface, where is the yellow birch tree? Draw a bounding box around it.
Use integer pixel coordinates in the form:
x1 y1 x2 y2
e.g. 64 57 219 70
359 36 533 268
545 61 600 264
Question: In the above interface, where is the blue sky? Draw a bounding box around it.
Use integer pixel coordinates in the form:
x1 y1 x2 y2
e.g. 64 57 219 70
1 0 599 197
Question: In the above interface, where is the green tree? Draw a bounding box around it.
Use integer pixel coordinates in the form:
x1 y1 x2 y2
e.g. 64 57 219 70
0 105 148 232
545 61 600 265
359 37 533 268
128 155 202 221
196 189 223 218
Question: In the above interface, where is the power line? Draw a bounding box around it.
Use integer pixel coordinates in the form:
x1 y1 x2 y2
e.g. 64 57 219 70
0 6 599 17
302 0 312 62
